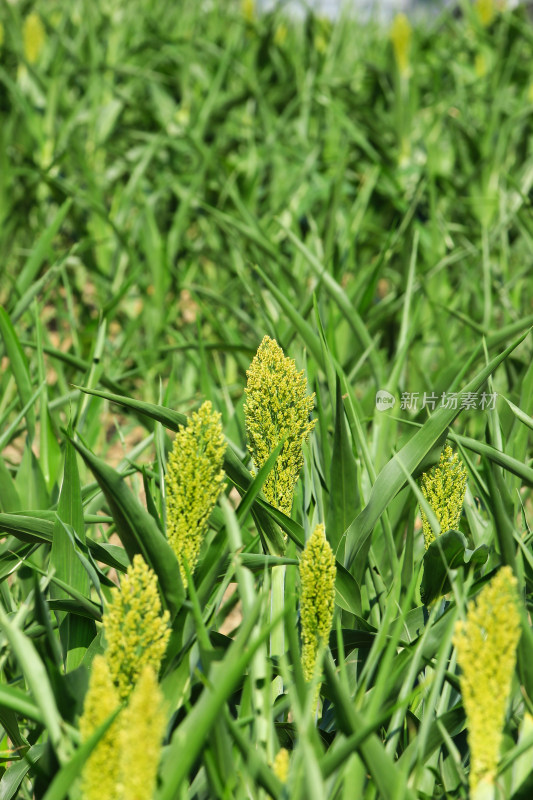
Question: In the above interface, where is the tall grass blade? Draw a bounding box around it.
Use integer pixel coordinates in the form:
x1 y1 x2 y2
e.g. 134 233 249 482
51 436 95 670
69 436 184 619
0 306 36 441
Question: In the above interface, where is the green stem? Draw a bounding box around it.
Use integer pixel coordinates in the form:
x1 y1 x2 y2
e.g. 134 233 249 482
482 224 492 331
221 496 269 750
270 564 285 703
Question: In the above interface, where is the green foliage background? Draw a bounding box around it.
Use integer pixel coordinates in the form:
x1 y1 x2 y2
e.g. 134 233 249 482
0 0 533 797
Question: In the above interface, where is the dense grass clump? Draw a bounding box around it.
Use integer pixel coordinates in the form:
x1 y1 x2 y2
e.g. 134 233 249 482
0 1 533 798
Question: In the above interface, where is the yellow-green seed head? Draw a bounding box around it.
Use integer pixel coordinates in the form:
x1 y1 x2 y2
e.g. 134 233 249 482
165 400 225 584
420 445 467 549
390 13 412 76
475 0 496 26
299 523 336 682
244 336 315 517
103 555 170 701
242 0 255 22
453 566 521 794
117 665 166 800
79 655 121 800
272 747 290 783
23 12 45 64
274 23 288 47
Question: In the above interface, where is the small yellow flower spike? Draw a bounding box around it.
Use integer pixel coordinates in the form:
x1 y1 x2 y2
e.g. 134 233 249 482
165 400 225 584
453 566 521 795
420 445 467 549
475 0 496 27
272 747 290 783
23 12 45 65
103 555 170 701
79 655 121 800
299 523 336 682
475 52 488 78
118 665 166 800
390 13 412 76
242 0 255 23
244 336 315 517
0 22 4 50
274 23 288 47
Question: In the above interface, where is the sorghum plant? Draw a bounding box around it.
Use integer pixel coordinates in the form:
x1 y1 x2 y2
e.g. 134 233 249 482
244 335 315 518
79 655 121 800
117 664 166 800
165 400 225 583
420 445 468 549
299 523 336 687
103 554 170 700
453 566 521 797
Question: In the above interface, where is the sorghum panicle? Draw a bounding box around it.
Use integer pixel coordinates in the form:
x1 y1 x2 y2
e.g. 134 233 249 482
420 445 467 549
23 12 45 64
244 336 315 517
241 0 255 22
390 13 412 76
299 523 336 682
79 655 121 800
103 554 170 701
272 747 290 783
475 0 496 26
117 665 166 800
453 566 521 794
165 400 225 584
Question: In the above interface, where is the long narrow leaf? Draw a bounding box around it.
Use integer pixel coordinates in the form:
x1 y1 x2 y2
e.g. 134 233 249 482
52 436 95 669
0 684 44 725
68 436 184 619
15 199 72 301
0 604 67 762
0 306 36 441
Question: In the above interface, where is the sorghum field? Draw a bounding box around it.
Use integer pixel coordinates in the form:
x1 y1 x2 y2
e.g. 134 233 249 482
1 1 533 798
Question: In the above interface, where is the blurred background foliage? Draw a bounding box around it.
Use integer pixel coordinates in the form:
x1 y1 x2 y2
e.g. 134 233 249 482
1 0 532 446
